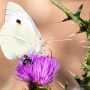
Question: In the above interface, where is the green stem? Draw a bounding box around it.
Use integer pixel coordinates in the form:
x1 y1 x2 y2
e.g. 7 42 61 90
28 83 51 90
50 0 85 27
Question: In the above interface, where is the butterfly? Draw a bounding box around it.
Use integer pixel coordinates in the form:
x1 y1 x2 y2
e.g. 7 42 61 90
0 2 45 60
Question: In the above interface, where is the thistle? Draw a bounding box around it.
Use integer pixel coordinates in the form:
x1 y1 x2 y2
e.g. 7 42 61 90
81 52 90 90
67 53 90 89
51 0 90 40
16 55 58 90
50 0 90 90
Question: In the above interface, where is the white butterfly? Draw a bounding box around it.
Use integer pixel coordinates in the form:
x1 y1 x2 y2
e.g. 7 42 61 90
0 2 45 60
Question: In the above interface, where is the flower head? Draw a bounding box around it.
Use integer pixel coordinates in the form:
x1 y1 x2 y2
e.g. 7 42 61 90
16 55 58 87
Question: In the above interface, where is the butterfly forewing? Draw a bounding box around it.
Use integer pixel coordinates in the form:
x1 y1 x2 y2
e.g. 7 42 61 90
0 2 44 59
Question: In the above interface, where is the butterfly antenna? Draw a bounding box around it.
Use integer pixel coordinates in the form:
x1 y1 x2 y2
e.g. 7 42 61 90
47 38 72 43
48 48 52 58
45 46 53 58
67 33 88 44
44 33 78 45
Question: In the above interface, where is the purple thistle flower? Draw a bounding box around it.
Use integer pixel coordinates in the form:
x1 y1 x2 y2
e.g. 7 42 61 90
16 55 58 87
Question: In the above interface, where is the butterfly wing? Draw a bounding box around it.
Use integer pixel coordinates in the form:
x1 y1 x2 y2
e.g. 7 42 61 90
0 2 43 60
5 2 41 37
0 23 37 59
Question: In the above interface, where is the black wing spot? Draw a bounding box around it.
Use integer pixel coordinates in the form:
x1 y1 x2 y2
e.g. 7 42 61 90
16 19 21 24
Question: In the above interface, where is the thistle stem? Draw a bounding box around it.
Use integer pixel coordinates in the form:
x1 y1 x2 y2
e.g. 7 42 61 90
28 83 51 90
50 0 85 27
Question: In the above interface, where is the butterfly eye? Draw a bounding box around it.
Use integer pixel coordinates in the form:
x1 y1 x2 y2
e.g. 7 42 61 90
16 19 21 24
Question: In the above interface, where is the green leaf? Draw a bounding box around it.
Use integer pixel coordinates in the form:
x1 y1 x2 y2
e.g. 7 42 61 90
75 4 83 17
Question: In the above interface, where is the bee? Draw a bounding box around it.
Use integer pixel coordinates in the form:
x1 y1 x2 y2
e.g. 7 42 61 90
23 55 33 65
